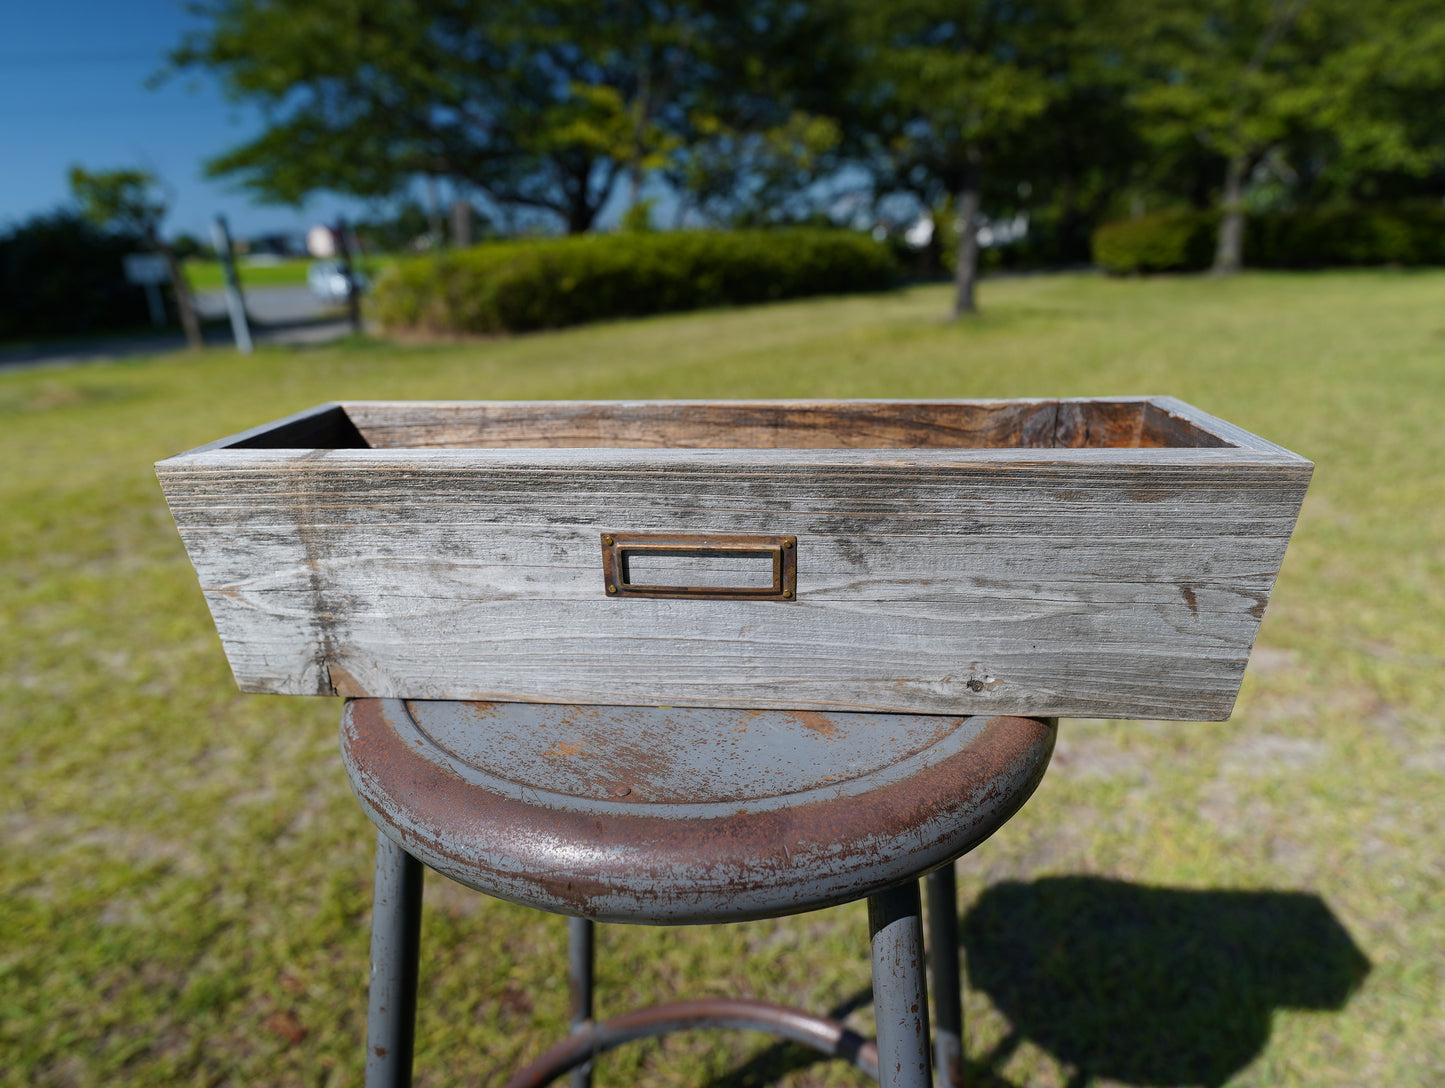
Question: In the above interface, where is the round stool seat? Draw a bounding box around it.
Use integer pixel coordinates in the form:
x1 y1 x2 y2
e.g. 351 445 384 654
342 699 1054 925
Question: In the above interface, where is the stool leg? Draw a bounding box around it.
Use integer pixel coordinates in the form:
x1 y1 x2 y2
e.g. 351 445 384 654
925 865 964 1088
869 880 933 1088
568 917 595 1088
367 831 424 1088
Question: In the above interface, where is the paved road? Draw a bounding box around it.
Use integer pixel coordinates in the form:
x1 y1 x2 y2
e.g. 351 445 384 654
0 285 361 371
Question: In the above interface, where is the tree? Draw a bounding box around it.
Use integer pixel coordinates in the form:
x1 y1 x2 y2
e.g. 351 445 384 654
68 167 203 348
845 1 1085 317
166 0 762 234
1119 0 1445 274
986 9 1147 267
1293 0 1445 205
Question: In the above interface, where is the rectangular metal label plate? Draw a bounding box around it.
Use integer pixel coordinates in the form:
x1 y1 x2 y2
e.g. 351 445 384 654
601 532 797 600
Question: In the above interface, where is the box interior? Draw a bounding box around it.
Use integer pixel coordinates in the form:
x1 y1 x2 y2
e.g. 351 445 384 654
224 401 1232 453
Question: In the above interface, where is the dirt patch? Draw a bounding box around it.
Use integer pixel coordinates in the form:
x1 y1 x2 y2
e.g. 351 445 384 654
1247 645 1304 677
1050 733 1151 785
1218 733 1328 777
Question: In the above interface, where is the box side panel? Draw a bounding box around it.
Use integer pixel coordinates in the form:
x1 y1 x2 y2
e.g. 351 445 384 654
1052 402 1146 448
1145 397 1309 457
155 402 361 459
158 451 1311 719
1140 402 1232 448
227 404 370 449
156 464 329 695
343 399 1062 450
344 399 1159 452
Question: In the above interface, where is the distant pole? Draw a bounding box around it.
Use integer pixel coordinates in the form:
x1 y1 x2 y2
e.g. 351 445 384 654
142 282 166 327
211 215 254 354
335 216 363 335
450 197 472 249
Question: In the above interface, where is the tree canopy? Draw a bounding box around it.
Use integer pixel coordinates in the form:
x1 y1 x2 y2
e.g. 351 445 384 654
169 0 1445 304
169 0 810 233
1114 0 1445 272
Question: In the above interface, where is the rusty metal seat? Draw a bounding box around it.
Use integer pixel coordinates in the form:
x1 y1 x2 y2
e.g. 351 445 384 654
342 698 1055 1088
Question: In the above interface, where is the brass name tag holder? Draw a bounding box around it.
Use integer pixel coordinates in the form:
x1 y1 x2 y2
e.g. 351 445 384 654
601 533 797 601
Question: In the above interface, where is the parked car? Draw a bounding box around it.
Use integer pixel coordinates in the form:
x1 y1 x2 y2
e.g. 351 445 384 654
307 259 368 302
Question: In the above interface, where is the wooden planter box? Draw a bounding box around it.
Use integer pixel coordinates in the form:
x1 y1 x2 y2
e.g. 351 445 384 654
156 398 1311 720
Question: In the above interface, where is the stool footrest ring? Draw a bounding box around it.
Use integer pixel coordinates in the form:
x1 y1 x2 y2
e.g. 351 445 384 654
502 998 880 1088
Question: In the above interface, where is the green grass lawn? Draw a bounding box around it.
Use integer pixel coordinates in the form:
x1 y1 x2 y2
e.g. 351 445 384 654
184 256 312 290
2 272 1442 1086
184 256 390 292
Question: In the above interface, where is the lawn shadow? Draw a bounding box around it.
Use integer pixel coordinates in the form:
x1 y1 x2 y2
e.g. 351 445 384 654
698 876 1367 1087
695 986 875 1088
961 876 1370 1088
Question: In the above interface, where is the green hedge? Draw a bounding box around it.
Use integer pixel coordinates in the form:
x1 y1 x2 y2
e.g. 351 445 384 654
1092 203 1445 275
0 211 150 340
1250 204 1445 267
1091 210 1218 275
371 229 899 335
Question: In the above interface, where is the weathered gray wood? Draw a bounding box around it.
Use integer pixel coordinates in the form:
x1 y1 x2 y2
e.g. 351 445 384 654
156 399 1312 720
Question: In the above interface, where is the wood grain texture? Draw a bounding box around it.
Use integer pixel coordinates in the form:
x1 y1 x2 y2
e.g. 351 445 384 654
340 398 1183 451
156 399 1313 720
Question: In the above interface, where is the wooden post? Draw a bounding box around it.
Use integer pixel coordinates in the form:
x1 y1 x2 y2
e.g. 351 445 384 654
159 242 204 350
335 217 363 335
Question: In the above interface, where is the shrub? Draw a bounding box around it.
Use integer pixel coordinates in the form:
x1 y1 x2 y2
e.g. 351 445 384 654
0 210 150 339
1247 203 1445 268
1092 203 1445 275
371 229 899 335
1091 210 1217 275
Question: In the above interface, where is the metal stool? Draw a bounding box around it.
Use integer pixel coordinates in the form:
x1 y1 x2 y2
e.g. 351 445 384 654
342 699 1055 1088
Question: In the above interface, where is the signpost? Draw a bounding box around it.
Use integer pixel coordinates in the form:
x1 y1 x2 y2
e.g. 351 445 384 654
123 253 170 328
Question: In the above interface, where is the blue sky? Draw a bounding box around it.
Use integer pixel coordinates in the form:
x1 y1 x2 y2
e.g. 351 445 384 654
0 1 371 241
